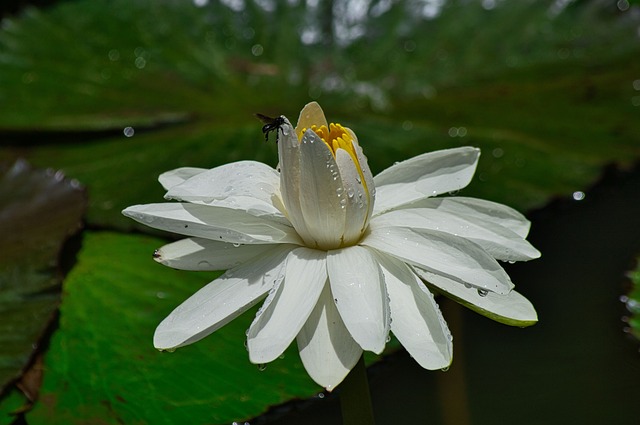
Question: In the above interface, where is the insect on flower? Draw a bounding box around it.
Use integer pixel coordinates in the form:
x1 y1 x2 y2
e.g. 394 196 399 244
255 113 286 144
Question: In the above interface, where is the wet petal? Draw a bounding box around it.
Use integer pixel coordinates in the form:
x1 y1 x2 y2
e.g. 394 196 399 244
350 135 376 224
153 244 292 350
247 248 327 363
335 148 369 244
298 130 346 248
327 246 389 353
122 203 302 245
278 118 313 242
414 268 538 327
297 284 362 391
373 147 480 215
362 226 513 294
153 237 293 271
376 253 452 370
371 208 540 261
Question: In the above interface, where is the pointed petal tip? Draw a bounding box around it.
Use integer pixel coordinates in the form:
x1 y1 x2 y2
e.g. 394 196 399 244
153 332 179 352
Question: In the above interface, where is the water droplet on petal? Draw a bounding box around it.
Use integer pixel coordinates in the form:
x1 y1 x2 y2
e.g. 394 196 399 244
477 288 489 297
258 364 267 371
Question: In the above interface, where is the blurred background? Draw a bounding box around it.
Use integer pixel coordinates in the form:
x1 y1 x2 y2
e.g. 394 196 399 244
1 0 639 424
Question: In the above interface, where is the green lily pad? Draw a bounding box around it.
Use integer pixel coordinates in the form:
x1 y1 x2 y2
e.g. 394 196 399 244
27 232 317 425
0 160 85 392
0 0 639 231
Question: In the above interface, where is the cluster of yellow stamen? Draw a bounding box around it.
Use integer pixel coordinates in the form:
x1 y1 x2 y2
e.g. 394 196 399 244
301 123 359 163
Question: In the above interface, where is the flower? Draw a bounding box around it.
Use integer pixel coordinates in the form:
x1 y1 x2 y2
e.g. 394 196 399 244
123 102 540 391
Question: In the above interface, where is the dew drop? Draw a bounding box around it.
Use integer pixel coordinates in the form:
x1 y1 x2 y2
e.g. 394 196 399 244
197 260 211 268
336 187 344 195
347 188 355 198
232 243 241 247
152 250 161 259
441 366 450 372
257 364 267 371
477 288 489 297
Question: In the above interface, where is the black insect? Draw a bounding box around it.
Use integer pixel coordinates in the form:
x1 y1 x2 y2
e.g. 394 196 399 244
255 113 286 144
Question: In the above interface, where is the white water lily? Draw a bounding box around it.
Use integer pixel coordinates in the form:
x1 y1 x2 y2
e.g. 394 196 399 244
123 102 540 391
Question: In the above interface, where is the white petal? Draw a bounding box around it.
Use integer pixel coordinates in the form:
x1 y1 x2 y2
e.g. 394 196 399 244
164 161 288 224
278 118 313 243
158 167 206 191
401 196 532 238
349 133 376 225
122 203 302 245
327 246 389 353
294 101 328 136
297 284 362 391
371 208 540 261
298 130 346 248
335 149 368 244
375 253 452 370
153 244 292 350
413 268 538 327
362 226 513 294
247 248 327 363
153 237 290 271
372 147 480 215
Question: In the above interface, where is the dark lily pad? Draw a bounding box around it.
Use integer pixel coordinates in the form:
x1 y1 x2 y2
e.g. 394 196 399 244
26 232 318 425
0 160 85 393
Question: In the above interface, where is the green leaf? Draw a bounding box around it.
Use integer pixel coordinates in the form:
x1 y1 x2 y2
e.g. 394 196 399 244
0 160 85 393
27 232 318 425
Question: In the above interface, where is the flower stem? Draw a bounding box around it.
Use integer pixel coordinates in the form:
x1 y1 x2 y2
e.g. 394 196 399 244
339 355 375 425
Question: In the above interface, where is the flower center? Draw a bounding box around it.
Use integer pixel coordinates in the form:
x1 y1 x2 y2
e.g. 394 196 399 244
301 123 368 195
